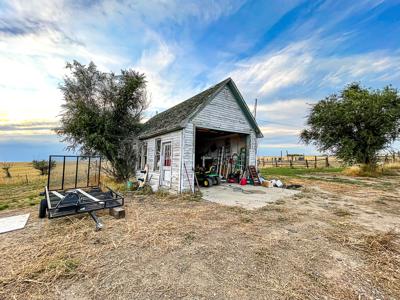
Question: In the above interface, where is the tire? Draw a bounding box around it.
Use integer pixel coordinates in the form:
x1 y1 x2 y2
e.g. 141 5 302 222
203 178 213 187
216 177 221 185
39 199 48 218
211 177 217 185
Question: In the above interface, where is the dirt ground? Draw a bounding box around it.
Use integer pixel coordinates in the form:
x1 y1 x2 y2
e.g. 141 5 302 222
0 173 399 299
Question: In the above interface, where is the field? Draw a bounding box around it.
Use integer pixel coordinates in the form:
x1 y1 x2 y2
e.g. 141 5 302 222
0 162 45 210
0 164 400 299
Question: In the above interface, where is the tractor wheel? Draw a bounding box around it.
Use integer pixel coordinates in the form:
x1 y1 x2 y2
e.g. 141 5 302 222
39 199 48 218
211 177 217 185
216 177 221 185
203 178 212 187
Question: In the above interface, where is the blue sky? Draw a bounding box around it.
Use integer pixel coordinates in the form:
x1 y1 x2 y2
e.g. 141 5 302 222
1 0 400 161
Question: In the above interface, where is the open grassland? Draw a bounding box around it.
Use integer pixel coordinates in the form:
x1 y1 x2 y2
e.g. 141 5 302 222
0 162 45 210
0 167 399 299
0 162 43 185
0 161 99 210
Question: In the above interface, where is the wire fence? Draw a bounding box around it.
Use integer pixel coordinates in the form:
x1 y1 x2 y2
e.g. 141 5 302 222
0 174 46 185
257 153 400 169
257 156 336 169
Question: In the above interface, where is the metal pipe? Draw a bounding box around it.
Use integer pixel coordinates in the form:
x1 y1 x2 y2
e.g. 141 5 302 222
98 157 102 186
61 156 66 190
87 156 91 187
74 156 79 188
47 155 52 189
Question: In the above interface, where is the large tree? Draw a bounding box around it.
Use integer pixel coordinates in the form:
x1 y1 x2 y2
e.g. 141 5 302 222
57 61 148 181
300 83 400 166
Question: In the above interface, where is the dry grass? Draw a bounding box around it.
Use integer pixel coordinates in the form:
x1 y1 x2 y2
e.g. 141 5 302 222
0 162 43 185
0 171 400 299
342 163 400 177
342 165 380 177
362 230 399 252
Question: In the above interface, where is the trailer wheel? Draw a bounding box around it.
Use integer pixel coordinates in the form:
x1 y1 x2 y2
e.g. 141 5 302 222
216 177 221 185
39 199 48 218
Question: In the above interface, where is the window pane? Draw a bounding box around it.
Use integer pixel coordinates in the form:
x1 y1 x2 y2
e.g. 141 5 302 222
164 144 171 166
154 139 161 171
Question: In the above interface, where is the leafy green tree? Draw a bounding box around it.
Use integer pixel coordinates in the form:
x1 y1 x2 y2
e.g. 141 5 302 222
301 83 400 166
32 160 56 175
57 61 148 182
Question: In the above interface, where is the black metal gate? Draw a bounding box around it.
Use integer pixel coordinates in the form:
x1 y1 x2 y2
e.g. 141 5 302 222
47 155 101 191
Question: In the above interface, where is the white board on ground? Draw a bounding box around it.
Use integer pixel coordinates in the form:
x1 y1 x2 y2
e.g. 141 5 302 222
0 213 30 234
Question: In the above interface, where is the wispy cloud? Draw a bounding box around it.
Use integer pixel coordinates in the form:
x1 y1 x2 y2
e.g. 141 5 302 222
0 120 58 136
1 0 400 159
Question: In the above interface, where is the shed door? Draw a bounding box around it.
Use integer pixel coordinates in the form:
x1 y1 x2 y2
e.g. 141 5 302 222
161 142 172 187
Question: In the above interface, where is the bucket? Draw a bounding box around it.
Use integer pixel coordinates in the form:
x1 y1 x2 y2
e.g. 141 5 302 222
127 180 133 190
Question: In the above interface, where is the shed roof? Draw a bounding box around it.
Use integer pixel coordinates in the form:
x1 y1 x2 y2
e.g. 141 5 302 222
139 78 262 139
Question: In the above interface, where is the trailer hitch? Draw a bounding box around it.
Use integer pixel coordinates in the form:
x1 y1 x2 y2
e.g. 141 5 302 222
88 211 104 231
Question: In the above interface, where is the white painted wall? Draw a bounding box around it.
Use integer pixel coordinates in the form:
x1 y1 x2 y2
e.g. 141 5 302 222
179 86 258 192
191 86 253 134
139 85 259 193
137 130 182 193
180 123 195 192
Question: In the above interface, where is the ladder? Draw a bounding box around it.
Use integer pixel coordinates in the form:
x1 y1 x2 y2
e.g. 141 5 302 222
248 165 261 186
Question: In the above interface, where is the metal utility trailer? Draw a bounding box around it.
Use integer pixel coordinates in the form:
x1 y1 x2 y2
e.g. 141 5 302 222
39 155 124 230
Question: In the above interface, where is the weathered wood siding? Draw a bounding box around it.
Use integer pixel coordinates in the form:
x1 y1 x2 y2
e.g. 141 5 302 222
180 123 195 192
248 131 257 166
179 86 258 192
191 85 257 166
137 130 182 193
191 86 253 134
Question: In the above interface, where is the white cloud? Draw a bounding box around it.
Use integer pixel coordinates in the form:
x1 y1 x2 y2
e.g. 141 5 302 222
256 98 312 125
258 143 301 149
0 0 245 131
259 126 301 138
227 41 313 98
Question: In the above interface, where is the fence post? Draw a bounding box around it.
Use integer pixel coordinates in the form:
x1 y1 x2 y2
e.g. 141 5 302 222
289 159 293 168
314 156 317 168
306 159 309 168
25 174 28 184
325 156 329 167
275 158 278 167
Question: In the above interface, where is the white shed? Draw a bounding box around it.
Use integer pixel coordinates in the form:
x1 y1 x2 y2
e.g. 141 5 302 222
137 78 263 193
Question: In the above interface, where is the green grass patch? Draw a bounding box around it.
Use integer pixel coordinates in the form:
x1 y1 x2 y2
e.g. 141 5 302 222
0 179 45 211
260 167 343 178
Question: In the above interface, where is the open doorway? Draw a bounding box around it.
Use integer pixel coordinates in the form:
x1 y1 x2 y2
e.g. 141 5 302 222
195 127 248 186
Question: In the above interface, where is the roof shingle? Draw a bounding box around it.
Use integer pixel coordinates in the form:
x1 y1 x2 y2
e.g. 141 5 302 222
139 78 230 139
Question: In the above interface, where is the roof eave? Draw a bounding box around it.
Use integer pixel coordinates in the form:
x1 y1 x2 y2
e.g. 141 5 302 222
138 126 184 140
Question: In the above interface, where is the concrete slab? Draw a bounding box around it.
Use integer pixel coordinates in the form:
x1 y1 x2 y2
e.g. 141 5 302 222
0 213 30 234
201 184 300 210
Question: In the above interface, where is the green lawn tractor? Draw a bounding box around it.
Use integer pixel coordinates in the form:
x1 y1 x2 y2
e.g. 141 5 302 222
196 166 221 187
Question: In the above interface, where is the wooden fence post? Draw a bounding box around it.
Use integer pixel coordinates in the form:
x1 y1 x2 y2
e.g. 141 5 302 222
289 159 293 168
306 159 309 168
275 158 278 167
314 156 317 168
325 156 329 167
